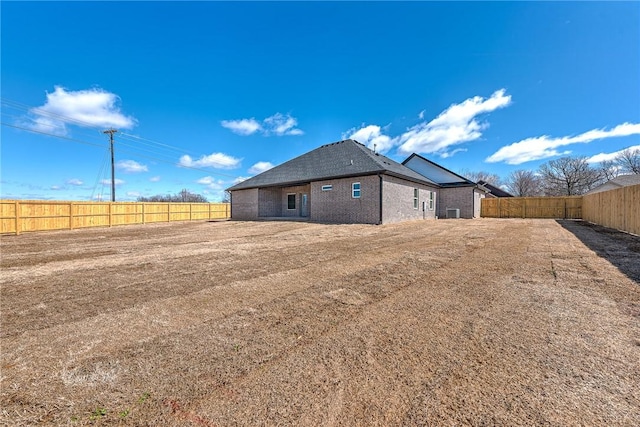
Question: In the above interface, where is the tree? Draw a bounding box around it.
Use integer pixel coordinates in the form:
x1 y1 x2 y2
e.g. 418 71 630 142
458 169 502 186
137 189 208 203
505 169 542 196
538 156 602 196
615 147 640 174
598 160 621 181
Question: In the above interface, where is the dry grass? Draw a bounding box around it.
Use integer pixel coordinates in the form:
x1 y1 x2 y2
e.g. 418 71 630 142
1 219 639 426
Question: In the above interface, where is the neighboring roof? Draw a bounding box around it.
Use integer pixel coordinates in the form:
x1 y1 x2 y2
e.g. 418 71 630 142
586 174 640 194
477 180 514 197
227 139 438 191
402 153 475 186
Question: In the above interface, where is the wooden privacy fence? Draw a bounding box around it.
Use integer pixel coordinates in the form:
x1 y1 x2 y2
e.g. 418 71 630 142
481 196 582 219
0 200 230 235
582 184 640 236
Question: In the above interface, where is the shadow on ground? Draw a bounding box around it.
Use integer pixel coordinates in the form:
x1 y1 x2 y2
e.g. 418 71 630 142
557 220 640 284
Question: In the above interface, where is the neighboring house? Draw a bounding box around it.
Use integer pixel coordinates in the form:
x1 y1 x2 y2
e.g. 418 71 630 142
402 153 490 218
227 139 440 224
585 174 640 194
476 180 514 198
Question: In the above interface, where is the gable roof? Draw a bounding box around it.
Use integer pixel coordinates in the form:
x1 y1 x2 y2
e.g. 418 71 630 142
477 180 514 197
586 174 640 194
402 153 475 186
227 139 438 191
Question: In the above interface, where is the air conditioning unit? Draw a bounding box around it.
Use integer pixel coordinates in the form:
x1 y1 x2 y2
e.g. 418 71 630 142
446 208 460 219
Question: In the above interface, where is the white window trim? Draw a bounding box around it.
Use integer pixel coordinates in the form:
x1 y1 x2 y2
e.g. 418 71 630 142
287 193 296 210
429 191 435 210
352 182 361 199
413 188 419 210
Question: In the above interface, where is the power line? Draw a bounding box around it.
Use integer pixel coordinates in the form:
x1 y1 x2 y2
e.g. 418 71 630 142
1 121 237 178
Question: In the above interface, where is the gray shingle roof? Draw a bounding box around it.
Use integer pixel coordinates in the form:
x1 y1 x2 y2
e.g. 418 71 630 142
610 174 640 187
227 139 438 191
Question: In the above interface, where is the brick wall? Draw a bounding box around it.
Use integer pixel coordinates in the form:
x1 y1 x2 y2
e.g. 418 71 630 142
310 175 380 224
381 175 438 224
258 188 281 217
280 185 310 217
230 188 259 220
438 186 475 219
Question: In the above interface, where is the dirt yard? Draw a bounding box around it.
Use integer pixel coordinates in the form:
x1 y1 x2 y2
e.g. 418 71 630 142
1 219 639 426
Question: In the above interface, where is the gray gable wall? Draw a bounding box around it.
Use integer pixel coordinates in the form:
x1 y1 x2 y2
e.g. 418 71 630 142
228 139 437 191
402 153 475 185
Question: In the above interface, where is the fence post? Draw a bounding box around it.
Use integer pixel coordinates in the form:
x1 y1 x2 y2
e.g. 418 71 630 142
15 200 20 236
109 203 113 227
69 202 74 230
189 203 192 222
142 203 145 224
167 203 170 222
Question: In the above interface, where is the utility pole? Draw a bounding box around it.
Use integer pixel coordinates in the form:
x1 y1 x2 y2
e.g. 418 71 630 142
103 129 118 202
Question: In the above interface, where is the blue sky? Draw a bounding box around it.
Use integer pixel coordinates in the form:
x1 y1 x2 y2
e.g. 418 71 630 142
2 1 639 201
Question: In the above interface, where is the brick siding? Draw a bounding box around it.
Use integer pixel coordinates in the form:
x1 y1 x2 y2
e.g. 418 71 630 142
310 175 380 224
230 188 259 220
381 175 438 224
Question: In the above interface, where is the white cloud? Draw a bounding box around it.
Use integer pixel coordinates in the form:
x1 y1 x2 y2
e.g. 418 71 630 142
196 176 225 190
66 178 84 186
179 152 241 169
28 116 67 136
233 176 249 184
221 118 262 136
263 113 303 136
221 113 303 136
100 178 125 186
28 86 136 135
116 159 148 173
586 144 640 164
248 161 274 175
487 122 640 165
440 148 468 158
342 89 511 156
396 89 512 155
343 124 395 154
149 176 161 182
50 185 61 190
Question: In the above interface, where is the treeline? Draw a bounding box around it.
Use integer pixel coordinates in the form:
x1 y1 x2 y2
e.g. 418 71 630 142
465 147 640 197
137 189 208 203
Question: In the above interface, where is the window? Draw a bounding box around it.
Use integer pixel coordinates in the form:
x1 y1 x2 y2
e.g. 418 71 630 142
321 185 333 191
413 188 419 209
287 194 296 210
429 191 435 210
352 182 361 198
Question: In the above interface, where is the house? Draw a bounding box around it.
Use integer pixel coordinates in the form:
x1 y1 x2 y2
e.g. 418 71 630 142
227 139 440 224
476 180 514 198
585 174 640 194
402 153 491 218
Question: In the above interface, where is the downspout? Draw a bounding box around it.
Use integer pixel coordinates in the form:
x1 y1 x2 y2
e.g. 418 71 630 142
379 173 383 225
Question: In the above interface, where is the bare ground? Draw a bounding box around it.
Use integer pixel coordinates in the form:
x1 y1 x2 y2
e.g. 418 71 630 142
1 218 639 426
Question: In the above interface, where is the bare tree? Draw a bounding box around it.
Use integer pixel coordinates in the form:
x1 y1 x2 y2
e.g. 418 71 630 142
458 169 502 186
137 189 208 203
615 147 640 174
538 156 602 196
598 160 621 181
505 169 542 196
